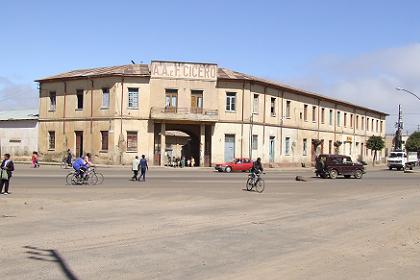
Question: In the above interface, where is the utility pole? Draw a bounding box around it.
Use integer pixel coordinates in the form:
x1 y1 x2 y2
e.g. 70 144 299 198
417 124 420 132
394 104 403 150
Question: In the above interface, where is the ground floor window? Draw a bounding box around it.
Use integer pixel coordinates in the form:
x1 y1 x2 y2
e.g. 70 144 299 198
303 138 307 156
127 131 138 152
48 131 55 150
252 135 258 150
285 137 290 155
101 131 109 151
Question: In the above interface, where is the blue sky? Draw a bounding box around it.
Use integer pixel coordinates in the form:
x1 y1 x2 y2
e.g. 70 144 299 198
1 0 420 132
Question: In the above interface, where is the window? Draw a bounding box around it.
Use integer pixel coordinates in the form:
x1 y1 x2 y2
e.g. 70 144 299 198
304 104 308 121
101 131 109 151
329 140 333 154
76 89 84 109
102 88 110 108
344 113 347 127
337 111 341 126
371 119 374 131
321 108 325 124
226 92 236 112
303 138 308 156
285 137 290 155
127 131 138 152
191 90 203 113
270 97 276 116
356 115 359 129
376 120 379 132
380 121 383 133
350 114 353 128
312 106 316 122
49 91 56 111
165 89 178 112
253 94 259 114
366 118 370 131
329 110 333 126
286 101 291 118
128 88 139 109
48 131 55 150
361 117 365 130
252 135 258 150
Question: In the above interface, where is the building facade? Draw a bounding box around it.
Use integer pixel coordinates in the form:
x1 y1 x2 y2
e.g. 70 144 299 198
0 110 39 159
37 61 387 166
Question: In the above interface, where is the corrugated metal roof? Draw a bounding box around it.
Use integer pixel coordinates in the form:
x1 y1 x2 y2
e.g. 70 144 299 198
0 109 39 121
36 63 388 116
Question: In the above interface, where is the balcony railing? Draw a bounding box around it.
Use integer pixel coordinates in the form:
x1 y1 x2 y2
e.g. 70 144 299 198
150 107 219 122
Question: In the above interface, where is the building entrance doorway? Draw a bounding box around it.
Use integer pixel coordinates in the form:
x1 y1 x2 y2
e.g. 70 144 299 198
75 131 83 157
154 123 213 167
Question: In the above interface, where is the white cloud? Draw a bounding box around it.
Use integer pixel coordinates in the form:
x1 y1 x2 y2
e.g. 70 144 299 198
286 43 420 134
0 77 38 110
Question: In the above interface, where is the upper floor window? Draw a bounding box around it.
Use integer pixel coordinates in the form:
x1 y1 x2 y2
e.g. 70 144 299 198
329 109 333 126
321 108 325 124
49 91 56 111
344 113 347 127
361 117 365 130
356 115 359 129
76 89 84 110
312 106 316 122
285 101 291 118
350 114 354 128
253 94 259 114
128 88 139 109
376 120 379 132
366 118 369 131
337 111 341 126
226 92 236 112
102 88 110 108
304 104 308 121
371 119 374 131
380 121 383 133
270 97 276 116
252 135 258 150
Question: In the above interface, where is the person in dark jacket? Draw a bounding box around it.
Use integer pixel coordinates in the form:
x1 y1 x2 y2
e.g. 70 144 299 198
252 157 264 174
1 153 15 195
138 155 148 181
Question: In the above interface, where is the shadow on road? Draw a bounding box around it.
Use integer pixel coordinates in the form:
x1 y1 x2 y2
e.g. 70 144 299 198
23 245 80 280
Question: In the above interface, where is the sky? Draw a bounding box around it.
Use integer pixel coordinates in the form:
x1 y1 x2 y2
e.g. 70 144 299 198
1 0 420 133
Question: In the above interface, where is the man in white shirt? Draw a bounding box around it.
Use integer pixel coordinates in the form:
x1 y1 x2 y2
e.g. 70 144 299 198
131 156 140 181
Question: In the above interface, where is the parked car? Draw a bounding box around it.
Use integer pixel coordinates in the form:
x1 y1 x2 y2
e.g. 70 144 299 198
215 158 253 173
315 154 365 179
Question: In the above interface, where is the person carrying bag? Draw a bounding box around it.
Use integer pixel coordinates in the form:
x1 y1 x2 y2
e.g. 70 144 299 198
1 153 15 195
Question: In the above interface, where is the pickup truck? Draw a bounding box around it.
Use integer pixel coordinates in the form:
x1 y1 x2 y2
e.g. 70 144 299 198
387 151 418 171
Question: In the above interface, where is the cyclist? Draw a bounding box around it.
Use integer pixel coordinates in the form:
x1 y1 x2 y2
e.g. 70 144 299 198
251 157 264 176
72 154 91 180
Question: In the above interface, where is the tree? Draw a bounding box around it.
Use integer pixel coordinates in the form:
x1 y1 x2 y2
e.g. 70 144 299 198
366 136 385 166
405 132 420 152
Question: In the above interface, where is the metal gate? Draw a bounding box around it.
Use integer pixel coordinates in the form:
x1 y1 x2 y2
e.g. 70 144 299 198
224 134 235 162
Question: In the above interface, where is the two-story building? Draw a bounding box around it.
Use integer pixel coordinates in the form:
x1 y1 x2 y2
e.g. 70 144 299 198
36 60 387 166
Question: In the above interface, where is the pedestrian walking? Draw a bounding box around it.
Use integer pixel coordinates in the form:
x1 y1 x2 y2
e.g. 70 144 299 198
131 156 140 181
0 153 15 195
32 151 40 168
138 155 148 181
191 157 195 167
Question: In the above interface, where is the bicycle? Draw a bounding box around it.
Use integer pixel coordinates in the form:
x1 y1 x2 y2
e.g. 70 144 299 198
246 171 265 193
65 167 101 185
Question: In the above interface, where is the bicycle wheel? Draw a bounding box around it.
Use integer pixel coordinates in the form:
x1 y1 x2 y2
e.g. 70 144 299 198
246 178 253 191
66 172 75 185
95 172 104 184
87 173 98 185
255 178 265 193
70 174 80 185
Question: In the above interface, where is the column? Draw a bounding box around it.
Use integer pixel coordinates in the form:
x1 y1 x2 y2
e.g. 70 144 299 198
160 123 166 166
200 124 205 167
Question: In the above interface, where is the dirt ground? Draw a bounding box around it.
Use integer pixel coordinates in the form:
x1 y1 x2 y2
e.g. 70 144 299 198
1 165 420 279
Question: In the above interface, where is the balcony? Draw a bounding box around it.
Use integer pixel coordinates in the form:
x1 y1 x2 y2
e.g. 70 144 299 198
150 107 219 122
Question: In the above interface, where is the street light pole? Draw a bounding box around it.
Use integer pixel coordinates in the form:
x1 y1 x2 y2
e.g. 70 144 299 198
396 87 420 101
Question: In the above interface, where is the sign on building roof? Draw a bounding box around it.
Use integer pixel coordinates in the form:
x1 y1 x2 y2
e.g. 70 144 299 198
151 61 218 81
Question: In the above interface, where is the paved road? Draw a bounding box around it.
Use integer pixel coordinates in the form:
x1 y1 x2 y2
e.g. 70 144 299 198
1 165 420 279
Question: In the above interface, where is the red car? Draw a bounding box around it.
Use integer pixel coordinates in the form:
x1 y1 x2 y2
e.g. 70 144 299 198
215 158 253 173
